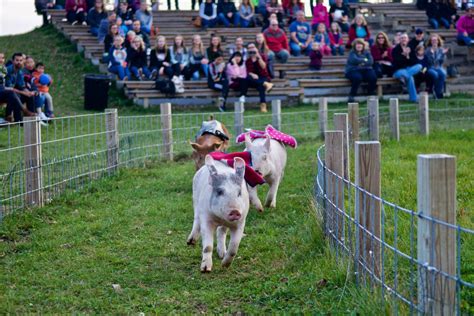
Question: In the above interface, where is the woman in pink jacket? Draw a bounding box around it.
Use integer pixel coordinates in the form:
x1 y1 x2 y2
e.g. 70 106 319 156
226 52 248 103
311 0 330 33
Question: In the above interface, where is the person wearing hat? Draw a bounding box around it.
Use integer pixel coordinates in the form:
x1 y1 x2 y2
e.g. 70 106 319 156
408 28 425 51
456 4 474 46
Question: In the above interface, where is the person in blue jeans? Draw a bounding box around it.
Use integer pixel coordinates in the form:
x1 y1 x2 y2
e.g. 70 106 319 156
108 36 130 80
426 0 450 29
392 33 422 103
200 0 218 29
344 38 377 102
217 0 240 27
87 0 107 37
127 37 151 80
289 11 312 56
425 33 448 99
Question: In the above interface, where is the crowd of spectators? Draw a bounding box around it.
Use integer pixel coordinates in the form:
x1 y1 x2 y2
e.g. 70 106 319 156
28 0 474 115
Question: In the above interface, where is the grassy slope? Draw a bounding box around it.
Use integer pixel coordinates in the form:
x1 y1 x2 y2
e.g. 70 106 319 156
1 130 473 314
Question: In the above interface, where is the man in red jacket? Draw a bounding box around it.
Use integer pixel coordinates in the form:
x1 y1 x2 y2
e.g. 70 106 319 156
263 20 290 63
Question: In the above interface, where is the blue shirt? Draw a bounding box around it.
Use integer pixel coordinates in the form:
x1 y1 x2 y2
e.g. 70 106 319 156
5 65 25 89
289 21 311 44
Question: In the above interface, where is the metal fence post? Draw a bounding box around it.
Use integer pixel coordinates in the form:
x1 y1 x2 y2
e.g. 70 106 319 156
389 98 400 141
417 154 456 315
348 102 359 143
271 99 281 130
319 98 328 140
24 116 43 208
334 113 350 181
105 109 119 173
160 102 173 160
355 141 381 277
419 92 429 136
234 101 244 137
368 97 379 141
325 131 344 242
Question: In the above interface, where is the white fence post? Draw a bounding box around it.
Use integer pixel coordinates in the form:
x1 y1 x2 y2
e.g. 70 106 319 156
105 109 119 173
234 101 244 137
355 141 381 277
24 116 43 208
417 154 456 315
368 97 379 141
419 92 429 136
319 98 328 140
348 102 359 144
325 130 344 241
334 113 350 181
271 99 281 130
160 102 173 160
389 98 400 141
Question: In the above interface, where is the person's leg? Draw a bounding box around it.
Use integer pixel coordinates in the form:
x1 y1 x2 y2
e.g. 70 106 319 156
290 42 302 56
130 66 140 79
201 63 209 77
331 45 337 56
457 33 473 45
433 68 445 98
175 0 179 10
407 64 422 77
116 66 126 80
90 27 99 36
141 26 151 34
77 11 85 24
346 70 363 97
66 11 76 24
167 0 171 10
338 46 345 55
241 18 250 28
217 13 230 27
406 74 418 102
237 78 249 97
44 93 54 117
440 17 450 29
233 13 240 26
201 18 210 29
373 63 383 78
142 66 151 79
277 50 289 63
1 90 23 122
364 69 378 95
429 18 439 29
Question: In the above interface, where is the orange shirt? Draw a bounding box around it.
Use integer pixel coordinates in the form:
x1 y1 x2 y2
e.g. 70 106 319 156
32 71 52 93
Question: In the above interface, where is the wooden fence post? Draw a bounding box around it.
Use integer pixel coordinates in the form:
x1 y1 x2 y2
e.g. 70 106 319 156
334 113 350 181
368 97 379 141
24 116 43 207
160 102 173 160
325 131 344 241
105 109 119 173
419 92 429 136
348 102 359 143
271 99 281 131
389 98 400 141
355 141 381 277
417 154 456 315
234 101 244 137
319 98 328 139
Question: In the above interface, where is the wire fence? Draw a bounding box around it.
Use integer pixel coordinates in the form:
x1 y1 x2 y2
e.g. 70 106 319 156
1 98 473 221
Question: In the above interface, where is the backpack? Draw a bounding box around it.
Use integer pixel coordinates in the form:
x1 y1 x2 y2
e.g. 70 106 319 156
155 79 176 96
171 75 185 94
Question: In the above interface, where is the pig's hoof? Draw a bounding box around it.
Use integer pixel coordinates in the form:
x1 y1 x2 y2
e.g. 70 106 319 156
221 259 232 268
200 264 212 273
187 237 196 246
265 200 276 208
217 248 226 259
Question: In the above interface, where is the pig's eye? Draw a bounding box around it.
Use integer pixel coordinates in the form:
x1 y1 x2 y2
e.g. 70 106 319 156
216 189 224 196
262 155 267 161
238 190 242 197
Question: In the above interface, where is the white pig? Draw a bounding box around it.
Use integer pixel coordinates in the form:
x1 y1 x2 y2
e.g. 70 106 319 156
245 134 287 209
187 155 250 272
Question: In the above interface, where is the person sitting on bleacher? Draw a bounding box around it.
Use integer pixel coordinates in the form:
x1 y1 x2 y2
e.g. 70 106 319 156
311 0 330 33
266 0 285 25
329 0 350 33
116 1 134 31
328 22 344 56
345 39 377 102
309 42 323 70
150 36 173 80
286 0 304 25
256 33 275 77
313 23 332 55
217 0 241 27
108 35 131 80
264 19 290 63
226 51 249 102
32 63 54 119
87 0 107 37
229 37 248 60
114 0 140 13
6 53 38 116
425 33 448 99
115 17 128 36
208 53 229 112
246 43 274 112
254 0 268 17
188 34 210 80
392 33 422 103
98 11 117 42
239 0 257 27
124 30 136 49
65 0 88 25
408 28 425 51
346 14 372 49
426 0 450 29
261 13 286 31
413 45 431 92
456 4 474 46
169 35 190 79
104 24 120 54
132 20 150 48
371 31 394 78
207 35 224 64
289 11 312 56
128 36 151 80
135 1 153 34
200 0 218 29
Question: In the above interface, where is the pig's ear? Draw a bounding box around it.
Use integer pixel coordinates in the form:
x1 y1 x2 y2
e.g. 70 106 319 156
190 141 204 152
205 155 218 185
264 135 271 152
244 133 252 149
233 157 246 183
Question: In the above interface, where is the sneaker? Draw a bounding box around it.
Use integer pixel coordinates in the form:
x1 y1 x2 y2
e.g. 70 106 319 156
151 69 158 80
39 120 48 127
264 82 274 93
71 21 78 26
218 97 226 112
82 21 87 26
239 95 246 103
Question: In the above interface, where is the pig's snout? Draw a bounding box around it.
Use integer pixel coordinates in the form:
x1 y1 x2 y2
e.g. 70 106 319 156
228 210 242 221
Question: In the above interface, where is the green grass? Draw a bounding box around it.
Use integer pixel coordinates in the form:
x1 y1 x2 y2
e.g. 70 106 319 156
1 130 473 314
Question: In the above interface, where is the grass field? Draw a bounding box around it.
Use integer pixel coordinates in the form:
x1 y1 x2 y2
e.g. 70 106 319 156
1 129 473 314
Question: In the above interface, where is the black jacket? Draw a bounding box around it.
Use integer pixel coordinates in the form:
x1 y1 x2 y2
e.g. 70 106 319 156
392 44 418 70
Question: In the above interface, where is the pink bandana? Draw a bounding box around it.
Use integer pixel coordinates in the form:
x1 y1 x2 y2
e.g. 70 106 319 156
235 125 297 148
